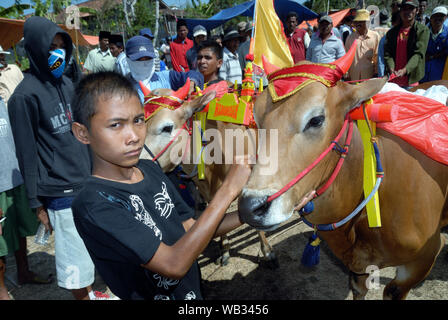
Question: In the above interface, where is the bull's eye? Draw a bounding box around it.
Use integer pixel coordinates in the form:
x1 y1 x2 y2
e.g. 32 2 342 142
161 124 173 134
304 115 325 131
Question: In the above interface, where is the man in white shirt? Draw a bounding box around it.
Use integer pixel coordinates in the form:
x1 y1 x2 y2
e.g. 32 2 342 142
83 31 116 73
219 29 242 85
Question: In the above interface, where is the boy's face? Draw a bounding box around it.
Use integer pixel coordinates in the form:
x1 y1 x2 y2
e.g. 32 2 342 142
74 94 146 170
197 48 223 80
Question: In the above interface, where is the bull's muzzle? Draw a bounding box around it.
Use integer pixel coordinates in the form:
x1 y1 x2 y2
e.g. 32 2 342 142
238 194 271 227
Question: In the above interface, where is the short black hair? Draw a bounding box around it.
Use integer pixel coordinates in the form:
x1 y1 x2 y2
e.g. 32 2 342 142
286 11 298 20
177 19 188 30
198 39 223 60
72 71 139 129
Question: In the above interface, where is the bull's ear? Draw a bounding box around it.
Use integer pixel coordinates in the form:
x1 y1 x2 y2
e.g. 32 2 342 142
181 90 217 120
340 76 387 114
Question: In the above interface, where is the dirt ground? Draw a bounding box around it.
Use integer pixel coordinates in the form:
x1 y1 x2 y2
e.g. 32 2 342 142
4 210 448 300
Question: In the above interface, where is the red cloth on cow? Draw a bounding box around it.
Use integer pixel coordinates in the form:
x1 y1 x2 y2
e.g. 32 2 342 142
371 91 448 166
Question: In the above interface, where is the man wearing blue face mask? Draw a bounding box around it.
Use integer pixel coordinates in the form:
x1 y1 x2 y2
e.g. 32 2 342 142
7 16 114 300
125 36 204 103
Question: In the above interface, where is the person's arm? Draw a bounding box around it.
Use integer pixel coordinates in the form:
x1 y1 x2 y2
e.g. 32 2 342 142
383 30 395 74
8 93 41 209
405 25 430 76
142 156 252 280
169 69 204 91
7 93 52 232
304 31 311 49
83 51 93 73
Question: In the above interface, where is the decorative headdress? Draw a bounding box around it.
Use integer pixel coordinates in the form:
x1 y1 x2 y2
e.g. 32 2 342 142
141 78 191 120
263 40 357 102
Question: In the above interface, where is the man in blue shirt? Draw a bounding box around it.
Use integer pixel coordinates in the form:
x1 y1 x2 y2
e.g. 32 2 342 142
421 6 448 83
306 15 346 63
125 36 203 103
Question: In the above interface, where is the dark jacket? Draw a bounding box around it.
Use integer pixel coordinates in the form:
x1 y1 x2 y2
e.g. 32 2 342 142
384 21 430 84
8 16 91 208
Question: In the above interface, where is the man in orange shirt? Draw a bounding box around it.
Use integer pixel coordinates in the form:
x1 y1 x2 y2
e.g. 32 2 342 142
170 20 194 72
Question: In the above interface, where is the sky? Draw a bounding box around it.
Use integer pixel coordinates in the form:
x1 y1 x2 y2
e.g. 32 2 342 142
0 0 195 11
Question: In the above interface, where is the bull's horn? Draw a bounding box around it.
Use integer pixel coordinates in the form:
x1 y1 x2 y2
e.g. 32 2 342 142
172 77 190 100
262 55 280 75
331 39 357 74
139 81 151 96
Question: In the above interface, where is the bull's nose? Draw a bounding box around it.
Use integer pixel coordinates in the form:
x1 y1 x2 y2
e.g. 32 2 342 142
238 194 270 223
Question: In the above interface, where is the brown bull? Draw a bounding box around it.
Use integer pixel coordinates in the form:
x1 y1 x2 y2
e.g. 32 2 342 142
238 56 448 299
139 87 278 267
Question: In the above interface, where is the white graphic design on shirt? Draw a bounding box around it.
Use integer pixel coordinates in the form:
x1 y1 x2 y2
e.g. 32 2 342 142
153 273 179 289
154 182 175 219
185 291 196 300
129 194 162 240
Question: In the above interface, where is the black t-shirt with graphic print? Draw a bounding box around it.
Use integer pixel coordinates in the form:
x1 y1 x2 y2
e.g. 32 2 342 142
72 159 202 300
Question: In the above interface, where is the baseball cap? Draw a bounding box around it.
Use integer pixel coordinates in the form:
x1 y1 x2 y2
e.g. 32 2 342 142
431 6 448 17
125 36 155 61
402 0 418 8
319 15 333 24
139 28 154 39
193 25 207 38
0 45 11 55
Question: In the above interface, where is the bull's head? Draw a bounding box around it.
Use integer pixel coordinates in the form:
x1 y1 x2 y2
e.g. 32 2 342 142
238 44 387 231
141 79 216 172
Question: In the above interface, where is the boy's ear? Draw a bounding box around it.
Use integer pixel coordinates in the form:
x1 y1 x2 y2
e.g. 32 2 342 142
72 122 90 145
217 59 223 69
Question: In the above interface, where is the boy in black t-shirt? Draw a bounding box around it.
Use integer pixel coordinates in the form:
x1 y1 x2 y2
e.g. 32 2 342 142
70 72 253 300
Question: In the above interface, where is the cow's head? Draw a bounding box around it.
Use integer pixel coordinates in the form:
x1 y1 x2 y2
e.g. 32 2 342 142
238 44 387 231
141 79 216 172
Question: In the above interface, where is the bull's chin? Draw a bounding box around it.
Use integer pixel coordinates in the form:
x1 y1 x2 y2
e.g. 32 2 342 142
246 210 294 232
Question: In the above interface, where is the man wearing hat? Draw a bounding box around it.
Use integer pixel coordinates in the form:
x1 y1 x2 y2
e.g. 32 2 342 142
306 15 346 63
125 35 203 103
139 28 164 72
421 6 448 82
109 34 129 77
219 28 243 84
0 46 23 104
344 9 381 81
186 25 208 71
285 11 310 64
384 0 429 87
170 19 194 72
84 31 116 73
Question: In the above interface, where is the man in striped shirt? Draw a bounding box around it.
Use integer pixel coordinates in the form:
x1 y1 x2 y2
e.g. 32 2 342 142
219 29 242 85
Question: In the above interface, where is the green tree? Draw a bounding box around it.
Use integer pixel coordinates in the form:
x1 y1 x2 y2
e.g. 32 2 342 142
0 1 31 18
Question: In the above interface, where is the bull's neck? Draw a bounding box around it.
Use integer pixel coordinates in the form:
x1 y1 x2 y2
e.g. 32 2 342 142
302 121 365 249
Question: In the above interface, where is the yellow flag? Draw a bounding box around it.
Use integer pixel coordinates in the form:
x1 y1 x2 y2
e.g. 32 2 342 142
251 0 294 69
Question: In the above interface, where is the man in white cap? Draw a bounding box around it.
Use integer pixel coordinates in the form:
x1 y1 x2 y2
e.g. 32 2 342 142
306 15 346 63
345 9 381 80
0 46 23 105
187 25 207 71
421 6 448 82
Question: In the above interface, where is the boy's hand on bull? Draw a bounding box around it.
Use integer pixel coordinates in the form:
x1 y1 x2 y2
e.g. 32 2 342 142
223 155 255 198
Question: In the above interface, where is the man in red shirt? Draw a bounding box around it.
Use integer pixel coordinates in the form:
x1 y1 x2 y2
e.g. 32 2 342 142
170 19 194 72
285 11 310 63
